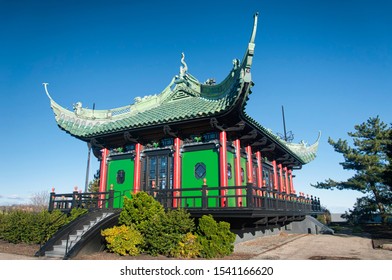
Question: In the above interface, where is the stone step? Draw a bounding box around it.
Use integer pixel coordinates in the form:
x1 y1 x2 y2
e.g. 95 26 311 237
44 211 115 259
52 244 66 252
45 250 64 258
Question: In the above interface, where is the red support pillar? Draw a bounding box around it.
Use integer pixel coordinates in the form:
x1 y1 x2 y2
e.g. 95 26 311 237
173 137 181 208
219 131 228 206
99 148 109 208
256 151 263 188
245 145 253 184
272 160 278 191
234 139 242 206
289 169 295 194
278 164 283 194
284 167 290 195
133 143 141 194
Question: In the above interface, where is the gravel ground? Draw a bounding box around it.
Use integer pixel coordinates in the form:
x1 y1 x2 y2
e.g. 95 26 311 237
1 231 391 260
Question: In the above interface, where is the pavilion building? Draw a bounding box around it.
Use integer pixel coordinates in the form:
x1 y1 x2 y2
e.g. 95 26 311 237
44 13 320 215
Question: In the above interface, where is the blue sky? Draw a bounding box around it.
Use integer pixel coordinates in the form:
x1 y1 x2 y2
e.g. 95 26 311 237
1 0 391 212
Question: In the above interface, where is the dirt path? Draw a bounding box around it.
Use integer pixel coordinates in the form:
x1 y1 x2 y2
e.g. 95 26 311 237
235 233 392 260
1 232 391 260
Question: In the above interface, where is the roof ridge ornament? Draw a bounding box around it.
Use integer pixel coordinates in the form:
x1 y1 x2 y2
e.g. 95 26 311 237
174 52 189 85
250 12 259 44
180 52 188 78
43 82 53 100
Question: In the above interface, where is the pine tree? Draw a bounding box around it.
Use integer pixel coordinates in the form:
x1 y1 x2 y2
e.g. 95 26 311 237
88 169 100 193
312 116 392 223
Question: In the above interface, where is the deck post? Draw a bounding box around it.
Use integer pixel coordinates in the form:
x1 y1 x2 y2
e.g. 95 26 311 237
234 139 242 207
202 180 208 210
108 184 114 209
49 187 55 212
71 187 78 209
246 182 254 208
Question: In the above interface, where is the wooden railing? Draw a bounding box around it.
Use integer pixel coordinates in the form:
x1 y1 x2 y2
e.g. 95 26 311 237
48 184 322 214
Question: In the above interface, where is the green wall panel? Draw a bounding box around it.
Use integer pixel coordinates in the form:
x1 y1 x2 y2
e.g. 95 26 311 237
181 149 219 207
107 158 134 208
226 151 236 207
240 156 247 207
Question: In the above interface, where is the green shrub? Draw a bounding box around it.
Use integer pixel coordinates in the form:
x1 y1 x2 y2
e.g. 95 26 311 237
118 193 196 256
101 225 143 256
164 208 195 235
0 210 33 243
0 209 87 244
169 232 201 258
119 192 165 234
31 210 68 243
67 208 88 223
196 215 236 258
105 193 236 259
143 208 195 256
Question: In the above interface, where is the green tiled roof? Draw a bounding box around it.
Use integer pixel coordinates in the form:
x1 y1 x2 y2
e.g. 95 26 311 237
44 13 320 165
45 64 243 138
241 111 320 164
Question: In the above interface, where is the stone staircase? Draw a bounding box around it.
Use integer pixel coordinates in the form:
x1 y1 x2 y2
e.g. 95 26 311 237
44 212 113 259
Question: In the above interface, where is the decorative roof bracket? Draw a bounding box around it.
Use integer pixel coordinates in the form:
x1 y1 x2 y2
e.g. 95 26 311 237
163 125 178 138
90 138 105 149
251 137 268 147
277 154 290 161
226 121 246 132
240 129 258 140
210 118 225 131
124 131 139 143
261 143 275 152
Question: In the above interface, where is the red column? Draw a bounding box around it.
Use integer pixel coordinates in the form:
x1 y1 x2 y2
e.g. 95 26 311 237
289 169 295 194
278 164 283 194
246 145 253 184
173 137 181 208
133 143 141 194
284 167 290 195
272 160 278 191
234 139 242 206
256 151 263 188
99 148 109 208
219 131 228 206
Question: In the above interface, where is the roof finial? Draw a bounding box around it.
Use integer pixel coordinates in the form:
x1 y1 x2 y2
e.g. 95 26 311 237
250 12 259 44
43 82 53 100
180 52 188 78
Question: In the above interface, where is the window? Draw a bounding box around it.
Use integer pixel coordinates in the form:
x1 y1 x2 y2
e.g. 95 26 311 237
262 164 274 190
116 170 125 184
253 165 258 186
141 152 173 191
227 163 232 180
194 162 206 179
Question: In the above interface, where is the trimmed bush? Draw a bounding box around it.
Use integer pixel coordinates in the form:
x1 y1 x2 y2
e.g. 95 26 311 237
0 208 88 244
101 225 143 256
196 215 236 258
116 193 196 256
143 208 195 256
103 193 236 259
119 192 165 233
169 232 201 258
